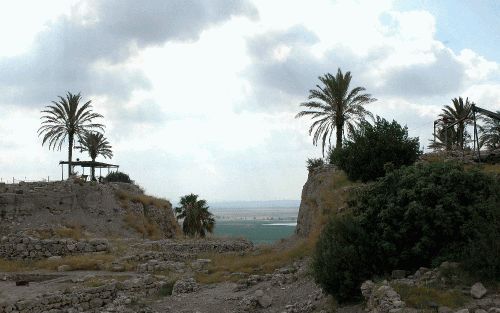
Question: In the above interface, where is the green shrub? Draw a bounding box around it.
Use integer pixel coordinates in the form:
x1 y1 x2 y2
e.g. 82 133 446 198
351 162 500 273
306 158 325 172
105 171 132 183
314 162 500 301
329 117 421 182
159 280 175 296
312 214 375 302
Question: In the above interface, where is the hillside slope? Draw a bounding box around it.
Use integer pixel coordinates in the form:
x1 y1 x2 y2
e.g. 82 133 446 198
0 180 180 239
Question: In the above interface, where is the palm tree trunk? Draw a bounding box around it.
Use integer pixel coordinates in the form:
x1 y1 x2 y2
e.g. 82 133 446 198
91 157 96 181
68 133 74 179
336 124 343 149
459 123 465 150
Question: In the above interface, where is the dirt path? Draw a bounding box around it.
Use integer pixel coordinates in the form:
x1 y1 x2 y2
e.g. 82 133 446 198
151 273 325 313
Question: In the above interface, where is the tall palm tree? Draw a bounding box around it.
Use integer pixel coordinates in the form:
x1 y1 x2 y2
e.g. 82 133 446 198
479 111 500 150
296 68 376 155
439 97 473 150
175 194 215 238
38 92 104 178
77 132 113 181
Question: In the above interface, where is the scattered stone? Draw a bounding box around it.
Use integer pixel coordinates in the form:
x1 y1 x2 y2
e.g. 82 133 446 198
440 261 460 270
57 264 72 272
362 281 405 313
439 306 454 313
172 277 199 295
456 309 470 313
413 267 430 279
471 283 488 299
191 258 211 270
361 280 375 299
258 294 272 308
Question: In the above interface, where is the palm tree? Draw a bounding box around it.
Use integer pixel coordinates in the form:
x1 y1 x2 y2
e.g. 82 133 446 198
479 111 500 150
38 92 104 178
439 97 473 150
77 132 113 181
428 125 456 151
175 194 215 238
296 68 376 154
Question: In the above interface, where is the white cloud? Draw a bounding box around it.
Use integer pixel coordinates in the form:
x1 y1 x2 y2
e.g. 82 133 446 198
0 0 499 201
457 49 499 82
0 0 257 107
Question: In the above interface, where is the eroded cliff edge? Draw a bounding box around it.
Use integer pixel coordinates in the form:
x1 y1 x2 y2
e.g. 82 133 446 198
295 165 354 237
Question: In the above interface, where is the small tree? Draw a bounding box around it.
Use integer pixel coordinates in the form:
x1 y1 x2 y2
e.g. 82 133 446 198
105 171 132 183
439 97 473 150
480 111 500 150
306 158 324 172
77 132 113 181
175 194 215 238
38 92 104 178
330 117 421 182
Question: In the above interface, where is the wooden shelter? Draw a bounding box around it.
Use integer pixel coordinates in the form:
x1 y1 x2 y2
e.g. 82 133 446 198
58 160 119 181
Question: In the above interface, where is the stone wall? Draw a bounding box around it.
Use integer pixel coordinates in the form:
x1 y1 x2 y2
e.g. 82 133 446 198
119 238 253 265
0 236 109 259
0 275 164 313
148 238 253 254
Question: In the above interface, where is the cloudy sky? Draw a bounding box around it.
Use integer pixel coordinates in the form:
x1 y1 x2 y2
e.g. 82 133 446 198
0 0 499 202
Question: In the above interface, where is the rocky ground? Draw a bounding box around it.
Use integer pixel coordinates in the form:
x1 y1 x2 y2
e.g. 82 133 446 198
151 260 327 313
362 262 500 313
0 236 331 313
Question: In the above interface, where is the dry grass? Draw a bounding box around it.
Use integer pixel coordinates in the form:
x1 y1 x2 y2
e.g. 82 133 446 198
196 237 315 284
123 211 162 240
115 190 172 209
35 254 115 271
393 284 469 309
314 171 359 234
29 223 86 240
115 189 181 237
54 223 85 240
471 163 500 175
84 275 131 288
0 259 33 272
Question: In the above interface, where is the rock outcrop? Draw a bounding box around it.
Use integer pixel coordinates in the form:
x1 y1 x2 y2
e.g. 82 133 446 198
0 181 180 239
296 165 344 237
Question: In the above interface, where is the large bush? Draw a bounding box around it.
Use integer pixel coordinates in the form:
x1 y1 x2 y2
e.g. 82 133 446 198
329 117 421 182
105 171 132 183
313 162 500 301
313 214 375 302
